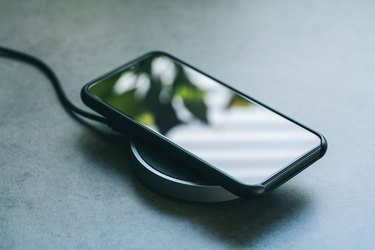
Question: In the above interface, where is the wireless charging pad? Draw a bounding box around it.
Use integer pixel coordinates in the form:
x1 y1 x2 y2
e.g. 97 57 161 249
130 141 238 202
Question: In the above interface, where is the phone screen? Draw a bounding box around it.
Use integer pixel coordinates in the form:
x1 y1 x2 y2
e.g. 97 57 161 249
88 53 321 185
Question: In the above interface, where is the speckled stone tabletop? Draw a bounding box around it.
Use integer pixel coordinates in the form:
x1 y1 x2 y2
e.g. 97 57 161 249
1 0 374 249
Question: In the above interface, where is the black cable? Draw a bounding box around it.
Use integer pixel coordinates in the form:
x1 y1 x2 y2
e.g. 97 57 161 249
0 46 108 124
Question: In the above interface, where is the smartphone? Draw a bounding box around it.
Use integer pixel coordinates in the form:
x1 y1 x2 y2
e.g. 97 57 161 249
81 51 327 198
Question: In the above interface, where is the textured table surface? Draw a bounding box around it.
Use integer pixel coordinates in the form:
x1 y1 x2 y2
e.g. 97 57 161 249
1 0 374 249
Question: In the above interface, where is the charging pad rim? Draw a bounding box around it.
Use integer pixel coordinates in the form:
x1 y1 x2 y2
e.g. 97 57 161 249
130 142 238 202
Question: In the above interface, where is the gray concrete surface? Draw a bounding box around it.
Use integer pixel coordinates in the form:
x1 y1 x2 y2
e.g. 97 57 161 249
1 0 374 249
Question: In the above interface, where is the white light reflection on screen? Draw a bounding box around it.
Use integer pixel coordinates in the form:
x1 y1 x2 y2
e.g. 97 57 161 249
113 72 136 94
167 65 320 184
167 105 320 184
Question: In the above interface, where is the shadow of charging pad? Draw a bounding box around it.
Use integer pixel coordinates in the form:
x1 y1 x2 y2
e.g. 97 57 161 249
130 141 238 202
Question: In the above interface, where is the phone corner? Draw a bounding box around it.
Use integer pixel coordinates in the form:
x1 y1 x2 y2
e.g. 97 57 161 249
234 184 266 199
80 84 90 104
142 50 171 59
317 133 328 157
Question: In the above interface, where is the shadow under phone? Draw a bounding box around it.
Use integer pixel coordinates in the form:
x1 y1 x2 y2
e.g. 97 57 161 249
76 128 310 247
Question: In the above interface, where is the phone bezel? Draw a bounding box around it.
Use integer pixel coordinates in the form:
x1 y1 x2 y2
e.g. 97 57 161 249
81 51 327 198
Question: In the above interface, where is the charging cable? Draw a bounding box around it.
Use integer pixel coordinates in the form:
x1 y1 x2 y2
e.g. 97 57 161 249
0 46 107 124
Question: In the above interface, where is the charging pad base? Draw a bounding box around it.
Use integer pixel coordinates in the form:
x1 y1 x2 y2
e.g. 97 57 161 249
130 141 237 202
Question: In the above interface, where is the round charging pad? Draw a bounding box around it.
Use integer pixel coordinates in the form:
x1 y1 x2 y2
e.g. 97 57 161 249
130 141 238 202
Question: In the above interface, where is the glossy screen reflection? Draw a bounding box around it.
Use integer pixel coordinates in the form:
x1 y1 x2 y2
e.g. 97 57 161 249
89 54 321 185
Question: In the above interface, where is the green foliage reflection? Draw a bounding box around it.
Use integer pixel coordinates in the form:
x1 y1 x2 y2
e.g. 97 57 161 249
89 55 251 134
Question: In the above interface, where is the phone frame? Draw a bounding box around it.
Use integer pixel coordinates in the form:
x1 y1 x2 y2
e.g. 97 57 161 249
81 51 327 198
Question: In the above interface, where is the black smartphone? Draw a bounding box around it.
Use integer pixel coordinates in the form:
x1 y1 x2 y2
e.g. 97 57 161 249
81 52 327 198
